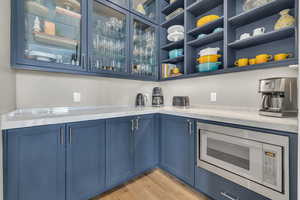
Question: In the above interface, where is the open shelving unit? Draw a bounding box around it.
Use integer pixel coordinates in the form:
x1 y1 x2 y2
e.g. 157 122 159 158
159 0 186 78
159 0 298 81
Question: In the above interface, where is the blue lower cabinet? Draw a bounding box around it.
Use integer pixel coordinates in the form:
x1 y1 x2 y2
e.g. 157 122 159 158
160 115 195 185
4 125 66 200
195 167 270 200
134 115 159 174
66 120 106 200
106 117 135 187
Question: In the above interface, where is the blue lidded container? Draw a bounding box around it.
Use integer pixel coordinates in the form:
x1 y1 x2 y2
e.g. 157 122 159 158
169 49 183 59
196 62 221 72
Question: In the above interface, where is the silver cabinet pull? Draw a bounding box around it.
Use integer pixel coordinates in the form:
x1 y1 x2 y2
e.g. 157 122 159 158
135 117 140 130
69 128 72 145
221 192 239 200
187 120 192 135
131 120 135 133
60 127 64 145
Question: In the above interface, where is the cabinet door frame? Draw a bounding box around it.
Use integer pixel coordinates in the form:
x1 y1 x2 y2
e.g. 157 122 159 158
4 124 66 200
66 120 106 200
129 14 160 81
87 0 131 76
106 116 135 188
133 114 159 174
11 0 88 72
160 114 195 185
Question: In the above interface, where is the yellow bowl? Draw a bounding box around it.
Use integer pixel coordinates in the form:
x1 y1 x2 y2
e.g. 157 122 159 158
196 15 220 27
197 54 221 64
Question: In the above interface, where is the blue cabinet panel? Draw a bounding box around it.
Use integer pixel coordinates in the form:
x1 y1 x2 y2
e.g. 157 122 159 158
106 117 134 187
134 115 158 174
66 120 106 200
160 115 195 185
195 167 270 200
5 125 65 200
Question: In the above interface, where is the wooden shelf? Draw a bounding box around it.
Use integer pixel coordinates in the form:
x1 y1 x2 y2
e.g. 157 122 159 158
187 0 223 16
160 58 298 81
161 40 184 51
162 0 184 15
187 31 223 47
33 32 78 49
161 11 184 28
228 27 295 49
162 55 184 64
228 0 294 27
188 17 224 36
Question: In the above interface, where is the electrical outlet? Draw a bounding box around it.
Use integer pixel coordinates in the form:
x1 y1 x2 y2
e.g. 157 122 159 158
73 92 81 103
210 92 217 102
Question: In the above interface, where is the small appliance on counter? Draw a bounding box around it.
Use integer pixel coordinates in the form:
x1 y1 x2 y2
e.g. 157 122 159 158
135 93 148 107
152 87 164 107
259 77 297 117
172 96 190 107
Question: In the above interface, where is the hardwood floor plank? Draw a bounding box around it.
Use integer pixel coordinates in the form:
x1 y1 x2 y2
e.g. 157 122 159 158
93 169 211 200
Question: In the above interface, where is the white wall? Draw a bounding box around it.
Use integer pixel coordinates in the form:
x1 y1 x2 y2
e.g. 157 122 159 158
16 70 158 108
161 67 298 109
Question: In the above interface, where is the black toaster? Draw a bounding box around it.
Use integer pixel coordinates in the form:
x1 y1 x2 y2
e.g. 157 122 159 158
172 96 190 107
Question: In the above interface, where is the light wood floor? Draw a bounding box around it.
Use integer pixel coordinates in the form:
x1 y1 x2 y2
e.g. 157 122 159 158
92 169 211 200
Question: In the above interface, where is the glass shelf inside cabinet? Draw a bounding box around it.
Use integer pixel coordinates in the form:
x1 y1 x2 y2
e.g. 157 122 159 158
92 2 127 73
132 0 156 20
132 19 157 77
24 0 82 66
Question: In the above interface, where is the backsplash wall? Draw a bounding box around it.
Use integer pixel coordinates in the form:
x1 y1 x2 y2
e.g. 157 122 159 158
16 67 298 109
161 67 298 109
16 71 158 109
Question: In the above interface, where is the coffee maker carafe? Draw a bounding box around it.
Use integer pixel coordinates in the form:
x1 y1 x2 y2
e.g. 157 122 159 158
152 87 164 107
259 78 297 117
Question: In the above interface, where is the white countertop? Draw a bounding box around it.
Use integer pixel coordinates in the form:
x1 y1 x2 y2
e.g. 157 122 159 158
1 106 298 133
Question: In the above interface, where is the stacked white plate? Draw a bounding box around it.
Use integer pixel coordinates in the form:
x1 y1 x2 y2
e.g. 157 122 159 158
167 25 184 42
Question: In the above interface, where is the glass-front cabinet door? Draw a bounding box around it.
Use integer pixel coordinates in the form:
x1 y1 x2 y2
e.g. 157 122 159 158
109 0 129 9
16 0 86 71
131 17 157 79
89 1 129 74
131 0 157 21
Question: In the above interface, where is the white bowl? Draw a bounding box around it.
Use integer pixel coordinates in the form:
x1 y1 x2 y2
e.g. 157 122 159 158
167 25 184 34
198 47 220 56
167 31 184 42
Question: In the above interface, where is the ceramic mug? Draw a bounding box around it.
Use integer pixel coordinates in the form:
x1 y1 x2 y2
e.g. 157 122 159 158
235 58 249 67
256 54 273 64
240 33 251 40
274 53 292 61
253 27 266 36
249 58 256 65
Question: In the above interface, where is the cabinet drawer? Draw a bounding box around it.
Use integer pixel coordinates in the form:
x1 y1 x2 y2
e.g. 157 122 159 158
195 167 270 200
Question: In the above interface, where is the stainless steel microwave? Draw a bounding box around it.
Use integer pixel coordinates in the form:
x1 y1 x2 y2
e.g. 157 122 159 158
197 123 289 200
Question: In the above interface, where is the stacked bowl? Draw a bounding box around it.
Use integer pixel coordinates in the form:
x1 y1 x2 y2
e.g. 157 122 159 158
167 25 184 42
196 47 222 72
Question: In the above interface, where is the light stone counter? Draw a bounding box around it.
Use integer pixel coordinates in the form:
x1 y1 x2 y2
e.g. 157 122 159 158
1 106 298 133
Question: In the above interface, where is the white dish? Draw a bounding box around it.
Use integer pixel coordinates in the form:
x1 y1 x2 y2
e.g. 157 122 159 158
167 25 184 34
167 31 184 42
28 51 57 60
198 47 220 56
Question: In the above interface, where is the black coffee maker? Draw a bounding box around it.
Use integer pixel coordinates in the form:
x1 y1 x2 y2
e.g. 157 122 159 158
152 87 164 107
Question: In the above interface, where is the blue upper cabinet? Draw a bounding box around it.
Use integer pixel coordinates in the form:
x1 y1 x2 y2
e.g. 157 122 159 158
130 15 159 80
4 125 66 200
66 120 106 200
12 0 88 72
160 115 195 186
106 117 135 187
88 0 130 75
134 115 158 174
